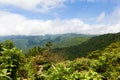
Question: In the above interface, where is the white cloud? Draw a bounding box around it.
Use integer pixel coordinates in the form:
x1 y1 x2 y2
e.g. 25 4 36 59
91 6 120 34
96 12 105 22
0 11 93 35
0 0 66 12
0 7 120 36
108 7 120 24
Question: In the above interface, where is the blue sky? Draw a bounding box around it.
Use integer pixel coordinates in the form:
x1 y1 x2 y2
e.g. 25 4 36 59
0 0 120 35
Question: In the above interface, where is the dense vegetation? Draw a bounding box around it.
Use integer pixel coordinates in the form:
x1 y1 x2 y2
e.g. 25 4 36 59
0 34 91 52
0 32 120 80
54 32 120 59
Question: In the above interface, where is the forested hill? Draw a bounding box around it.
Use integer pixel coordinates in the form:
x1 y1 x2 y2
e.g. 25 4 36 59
0 33 92 52
0 35 120 80
0 33 120 80
55 32 120 59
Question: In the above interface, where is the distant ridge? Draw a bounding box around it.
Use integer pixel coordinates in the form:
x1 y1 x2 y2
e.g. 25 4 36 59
0 33 93 52
54 32 120 59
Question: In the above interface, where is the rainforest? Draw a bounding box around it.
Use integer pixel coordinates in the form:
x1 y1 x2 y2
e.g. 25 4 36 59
0 32 120 80
0 0 120 80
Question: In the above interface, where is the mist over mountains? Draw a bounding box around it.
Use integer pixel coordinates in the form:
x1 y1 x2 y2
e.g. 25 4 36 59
0 33 93 52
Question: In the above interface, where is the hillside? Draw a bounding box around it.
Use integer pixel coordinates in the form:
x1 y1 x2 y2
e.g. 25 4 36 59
0 34 120 80
54 32 120 59
0 33 92 52
42 41 120 80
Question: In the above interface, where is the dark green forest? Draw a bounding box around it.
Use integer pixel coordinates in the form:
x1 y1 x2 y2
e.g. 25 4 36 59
0 33 91 52
0 32 120 80
54 32 120 59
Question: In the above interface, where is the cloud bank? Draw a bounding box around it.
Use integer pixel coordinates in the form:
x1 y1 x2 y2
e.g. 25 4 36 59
0 0 120 35
0 7 120 36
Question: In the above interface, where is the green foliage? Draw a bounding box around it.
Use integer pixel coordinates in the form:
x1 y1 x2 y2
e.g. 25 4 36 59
1 40 15 49
70 70 102 80
53 37 90 48
0 34 91 52
46 41 52 47
26 46 44 56
13 39 28 52
24 57 37 80
87 42 120 80
56 32 120 59
0 48 25 80
40 61 73 80
0 32 120 80
39 58 103 80
0 69 11 80
0 40 25 80
37 41 120 80
46 41 52 51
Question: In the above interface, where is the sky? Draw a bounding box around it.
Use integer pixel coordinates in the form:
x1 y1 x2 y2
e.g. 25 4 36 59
0 0 120 35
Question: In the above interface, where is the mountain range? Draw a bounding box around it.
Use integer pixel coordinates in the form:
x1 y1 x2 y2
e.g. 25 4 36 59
54 32 120 59
1 32 120 60
0 33 93 52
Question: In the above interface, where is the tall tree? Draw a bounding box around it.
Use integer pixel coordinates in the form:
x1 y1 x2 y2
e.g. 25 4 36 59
1 40 15 49
45 41 52 52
